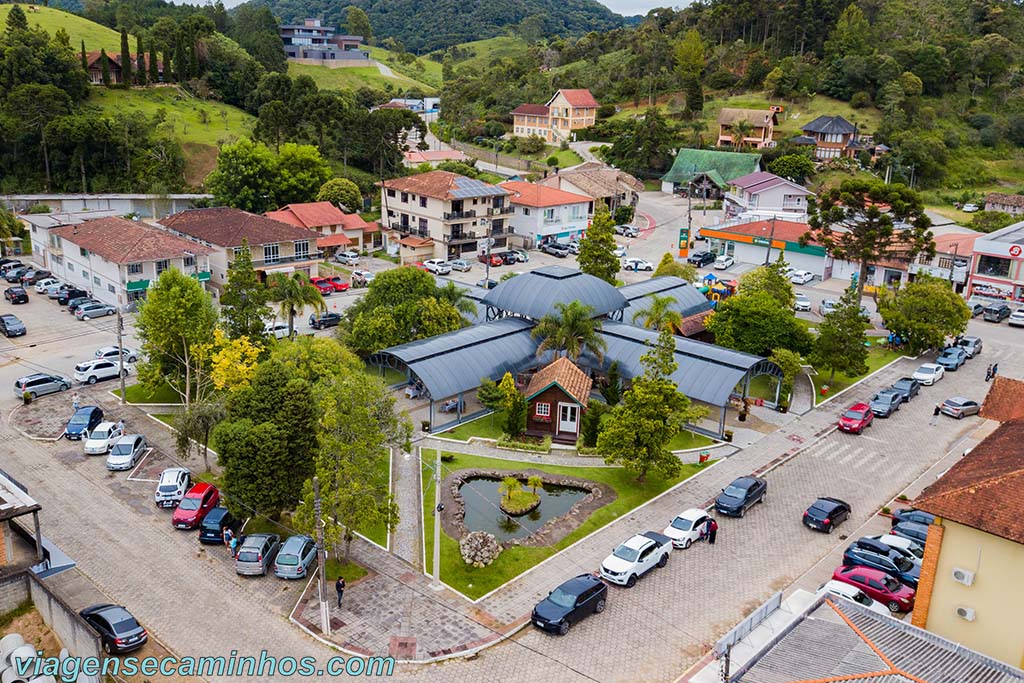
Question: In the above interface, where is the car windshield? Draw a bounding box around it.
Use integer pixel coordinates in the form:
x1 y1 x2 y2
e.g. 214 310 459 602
851 590 871 605
723 485 747 498
613 545 640 562
178 497 200 511
894 556 914 572
110 443 132 455
843 409 865 419
918 366 935 375
276 554 298 566
894 380 910 388
671 517 694 531
69 414 90 426
90 428 110 439
547 586 577 608
902 543 923 559
882 576 901 592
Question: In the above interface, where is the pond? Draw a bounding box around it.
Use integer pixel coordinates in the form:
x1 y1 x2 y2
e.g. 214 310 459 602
459 476 588 542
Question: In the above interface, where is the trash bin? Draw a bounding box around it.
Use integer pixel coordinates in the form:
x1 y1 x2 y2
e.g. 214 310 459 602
698 450 710 464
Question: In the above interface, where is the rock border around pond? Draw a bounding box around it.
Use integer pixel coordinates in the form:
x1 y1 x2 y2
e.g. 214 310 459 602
441 468 617 550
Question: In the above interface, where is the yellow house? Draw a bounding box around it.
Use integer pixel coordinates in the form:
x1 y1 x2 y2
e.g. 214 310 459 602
912 418 1024 669
511 89 599 143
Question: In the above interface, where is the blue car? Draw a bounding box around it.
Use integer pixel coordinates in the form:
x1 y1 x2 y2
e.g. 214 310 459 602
65 406 104 440
843 537 920 588
935 347 967 371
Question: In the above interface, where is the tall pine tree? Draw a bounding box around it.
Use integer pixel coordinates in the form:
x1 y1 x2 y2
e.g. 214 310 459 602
119 29 132 87
135 35 146 85
174 37 187 83
149 44 159 83
220 241 272 340
80 40 87 72
99 48 111 86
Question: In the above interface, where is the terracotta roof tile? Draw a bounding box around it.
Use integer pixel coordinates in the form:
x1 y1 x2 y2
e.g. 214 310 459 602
978 376 1024 422
677 310 712 336
316 233 353 248
159 207 320 248
985 192 1024 208
525 357 593 406
555 89 599 108
399 236 433 248
51 217 212 265
379 171 508 201
266 202 348 229
363 221 380 234
709 219 813 244
511 104 550 116
915 419 1024 544
498 181 591 208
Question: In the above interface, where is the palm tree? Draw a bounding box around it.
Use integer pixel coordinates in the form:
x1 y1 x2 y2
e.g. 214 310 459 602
435 281 477 323
631 293 683 332
531 301 608 362
499 476 522 502
526 475 544 496
731 120 754 149
268 272 325 337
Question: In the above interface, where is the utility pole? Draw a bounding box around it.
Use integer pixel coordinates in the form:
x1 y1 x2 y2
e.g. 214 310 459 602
948 242 959 287
482 218 493 284
116 309 125 404
763 215 777 266
313 476 331 635
432 447 442 590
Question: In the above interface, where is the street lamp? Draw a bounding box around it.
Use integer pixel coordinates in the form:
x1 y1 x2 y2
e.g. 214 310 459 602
405 448 443 590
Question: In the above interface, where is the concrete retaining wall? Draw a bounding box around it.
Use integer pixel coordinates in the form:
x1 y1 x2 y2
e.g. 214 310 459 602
0 571 30 613
27 573 103 661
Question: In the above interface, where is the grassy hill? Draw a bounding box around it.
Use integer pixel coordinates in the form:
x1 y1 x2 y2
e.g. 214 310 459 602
288 61 435 94
447 37 532 73
368 46 443 90
86 86 255 185
0 4 128 53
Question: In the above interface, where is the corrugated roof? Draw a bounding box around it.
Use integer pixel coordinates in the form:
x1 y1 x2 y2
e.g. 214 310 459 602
481 266 628 321
620 277 713 325
661 148 762 185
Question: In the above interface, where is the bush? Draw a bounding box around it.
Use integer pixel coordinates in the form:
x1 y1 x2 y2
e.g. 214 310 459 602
613 206 635 225
496 435 552 453
897 493 909 501
440 453 455 463
881 506 892 515
27 204 51 214
979 125 1001 148
965 113 994 130
705 69 739 90
516 134 546 155
559 140 569 151
483 120 505 138
546 155 559 167
850 91 871 109
597 103 616 119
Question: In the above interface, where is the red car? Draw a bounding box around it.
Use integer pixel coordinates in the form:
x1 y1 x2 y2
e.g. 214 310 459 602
309 278 334 295
327 276 350 292
171 483 220 529
838 402 874 434
831 565 915 613
477 253 502 267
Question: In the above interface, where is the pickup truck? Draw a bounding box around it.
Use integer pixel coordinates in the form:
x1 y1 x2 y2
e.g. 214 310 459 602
600 531 672 587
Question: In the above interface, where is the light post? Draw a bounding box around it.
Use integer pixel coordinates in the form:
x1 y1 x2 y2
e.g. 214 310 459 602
481 217 493 284
405 448 443 590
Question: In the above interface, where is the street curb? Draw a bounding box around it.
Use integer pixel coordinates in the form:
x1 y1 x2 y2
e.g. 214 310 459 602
810 353 919 408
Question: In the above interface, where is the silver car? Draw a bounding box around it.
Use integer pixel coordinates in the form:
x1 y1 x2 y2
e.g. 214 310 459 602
235 533 281 576
14 373 70 399
106 434 148 471
273 535 317 579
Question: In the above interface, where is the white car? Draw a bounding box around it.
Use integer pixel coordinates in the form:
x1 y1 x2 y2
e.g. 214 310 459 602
335 250 360 266
106 434 148 471
962 203 979 213
790 270 815 285
154 467 192 508
817 580 891 616
423 259 452 275
1008 309 1024 327
83 421 124 455
662 508 712 549
265 322 291 340
34 278 61 293
912 363 945 386
599 531 672 587
780 266 797 278
622 258 654 272
566 241 580 255
612 246 628 258
73 358 130 385
793 293 812 312
95 346 139 363
713 255 735 270
868 533 924 561
352 269 376 283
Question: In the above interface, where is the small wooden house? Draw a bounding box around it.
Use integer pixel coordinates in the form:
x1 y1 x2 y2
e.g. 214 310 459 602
524 356 593 444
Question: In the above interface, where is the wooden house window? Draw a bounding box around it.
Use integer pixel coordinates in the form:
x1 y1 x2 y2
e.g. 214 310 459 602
535 402 551 418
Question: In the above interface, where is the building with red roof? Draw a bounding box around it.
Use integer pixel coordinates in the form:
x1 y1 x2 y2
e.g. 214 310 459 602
511 89 600 144
499 181 592 246
266 202 381 254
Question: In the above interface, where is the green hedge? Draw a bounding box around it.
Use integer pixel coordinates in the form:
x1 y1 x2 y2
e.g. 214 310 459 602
496 435 552 453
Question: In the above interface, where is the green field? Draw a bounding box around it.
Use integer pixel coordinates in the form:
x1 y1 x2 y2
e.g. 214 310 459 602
0 5 128 53
368 46 443 90
288 62 435 94
448 37 531 74
423 451 702 599
813 345 904 404
114 382 182 404
458 139 583 169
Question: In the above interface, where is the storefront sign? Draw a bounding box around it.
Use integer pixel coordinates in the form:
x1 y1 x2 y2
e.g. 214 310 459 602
678 225 690 259
752 236 771 246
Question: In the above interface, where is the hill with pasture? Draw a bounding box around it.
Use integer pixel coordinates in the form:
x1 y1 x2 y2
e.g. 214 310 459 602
0 4 127 52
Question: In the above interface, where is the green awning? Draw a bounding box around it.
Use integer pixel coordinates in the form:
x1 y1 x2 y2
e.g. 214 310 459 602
191 271 211 282
126 279 150 292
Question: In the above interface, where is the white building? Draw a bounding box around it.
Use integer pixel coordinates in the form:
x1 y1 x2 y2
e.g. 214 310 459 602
379 171 513 261
47 216 213 307
1 194 210 218
724 171 814 219
499 181 591 248
21 210 121 269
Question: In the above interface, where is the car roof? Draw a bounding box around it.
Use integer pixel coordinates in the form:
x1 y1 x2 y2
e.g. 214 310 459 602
944 396 971 404
731 476 760 487
677 508 707 521
85 603 131 619
19 373 55 381
556 574 602 593
186 482 214 496
0 313 20 321
92 421 116 430
812 497 845 510
839 565 887 580
160 467 187 479
621 534 653 550
894 377 916 383
242 533 277 545
895 520 929 531
822 580 860 596
847 402 870 411
113 434 142 444
918 363 940 370
281 535 313 551
74 406 100 415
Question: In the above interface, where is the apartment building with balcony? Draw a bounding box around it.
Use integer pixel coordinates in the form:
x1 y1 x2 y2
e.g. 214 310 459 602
723 171 814 219
379 171 511 261
156 207 322 292
511 89 600 143
716 108 778 149
46 216 212 307
499 181 591 247
279 18 366 61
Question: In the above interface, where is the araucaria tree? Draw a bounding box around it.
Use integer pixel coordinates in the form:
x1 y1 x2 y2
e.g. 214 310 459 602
877 275 970 353
802 179 934 304
531 301 607 362
812 287 869 382
598 328 707 482
576 204 621 285
220 240 271 340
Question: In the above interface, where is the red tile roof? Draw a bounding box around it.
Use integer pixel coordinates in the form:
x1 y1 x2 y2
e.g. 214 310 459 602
404 150 468 163
678 310 712 336
266 202 347 229
363 221 380 234
52 217 212 265
316 233 353 248
915 420 1024 544
978 376 1024 422
555 89 599 108
710 219 814 244
985 192 1024 208
932 232 978 255
379 171 507 201
525 357 593 407
511 104 550 116
498 181 591 208
159 207 320 248
399 236 433 248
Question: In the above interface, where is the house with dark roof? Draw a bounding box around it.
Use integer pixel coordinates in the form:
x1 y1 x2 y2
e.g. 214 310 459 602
791 114 863 161
265 202 381 254
911 419 1024 669
511 89 600 143
378 171 511 262
84 51 162 85
279 18 366 61
723 171 814 219
660 149 762 197
156 207 322 289
715 108 778 149
523 357 593 443
48 217 213 307
985 192 1024 217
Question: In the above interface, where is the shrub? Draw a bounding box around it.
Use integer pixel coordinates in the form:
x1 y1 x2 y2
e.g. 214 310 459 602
440 453 455 463
979 125 1001 148
613 206 635 225
881 506 892 515
27 204 51 214
516 134 546 155
850 91 871 109
897 493 909 501
705 69 739 89
546 155 559 167
597 103 616 119
496 435 551 453
965 113 994 130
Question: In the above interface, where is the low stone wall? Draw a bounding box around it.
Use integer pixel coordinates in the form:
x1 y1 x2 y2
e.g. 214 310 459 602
441 468 616 549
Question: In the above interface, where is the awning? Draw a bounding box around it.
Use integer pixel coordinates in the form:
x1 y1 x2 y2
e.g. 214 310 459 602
191 271 211 282
126 279 150 292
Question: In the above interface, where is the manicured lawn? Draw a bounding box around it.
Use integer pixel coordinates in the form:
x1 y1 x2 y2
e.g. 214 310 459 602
458 139 583 169
0 6 127 53
746 374 780 402
288 62 433 94
813 345 904 404
150 413 178 427
439 411 506 441
325 557 369 583
423 451 703 599
666 428 716 451
354 452 392 548
363 363 407 386
114 383 181 404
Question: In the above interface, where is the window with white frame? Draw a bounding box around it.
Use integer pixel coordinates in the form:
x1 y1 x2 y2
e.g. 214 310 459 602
127 263 143 275
294 240 309 260
263 243 280 265
156 259 169 274
184 255 195 268
233 247 244 258
535 402 551 418
544 208 555 221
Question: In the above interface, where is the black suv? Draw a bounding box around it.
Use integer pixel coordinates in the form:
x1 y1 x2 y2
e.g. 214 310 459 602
890 377 920 402
687 251 715 266
714 476 767 517
891 508 934 528
532 574 608 635
309 312 341 330
4 286 28 304
67 296 97 313
198 507 240 545
57 288 88 306
803 497 851 533
843 538 920 588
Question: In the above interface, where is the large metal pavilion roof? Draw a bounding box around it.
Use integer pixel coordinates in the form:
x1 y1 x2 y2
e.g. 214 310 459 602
480 265 628 321
619 277 713 324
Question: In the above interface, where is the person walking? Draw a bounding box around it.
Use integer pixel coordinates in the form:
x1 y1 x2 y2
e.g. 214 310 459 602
985 364 993 381
229 535 239 558
706 518 718 545
335 577 346 608
72 393 80 411
992 363 999 378
116 418 125 433
931 404 941 426
223 527 233 549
